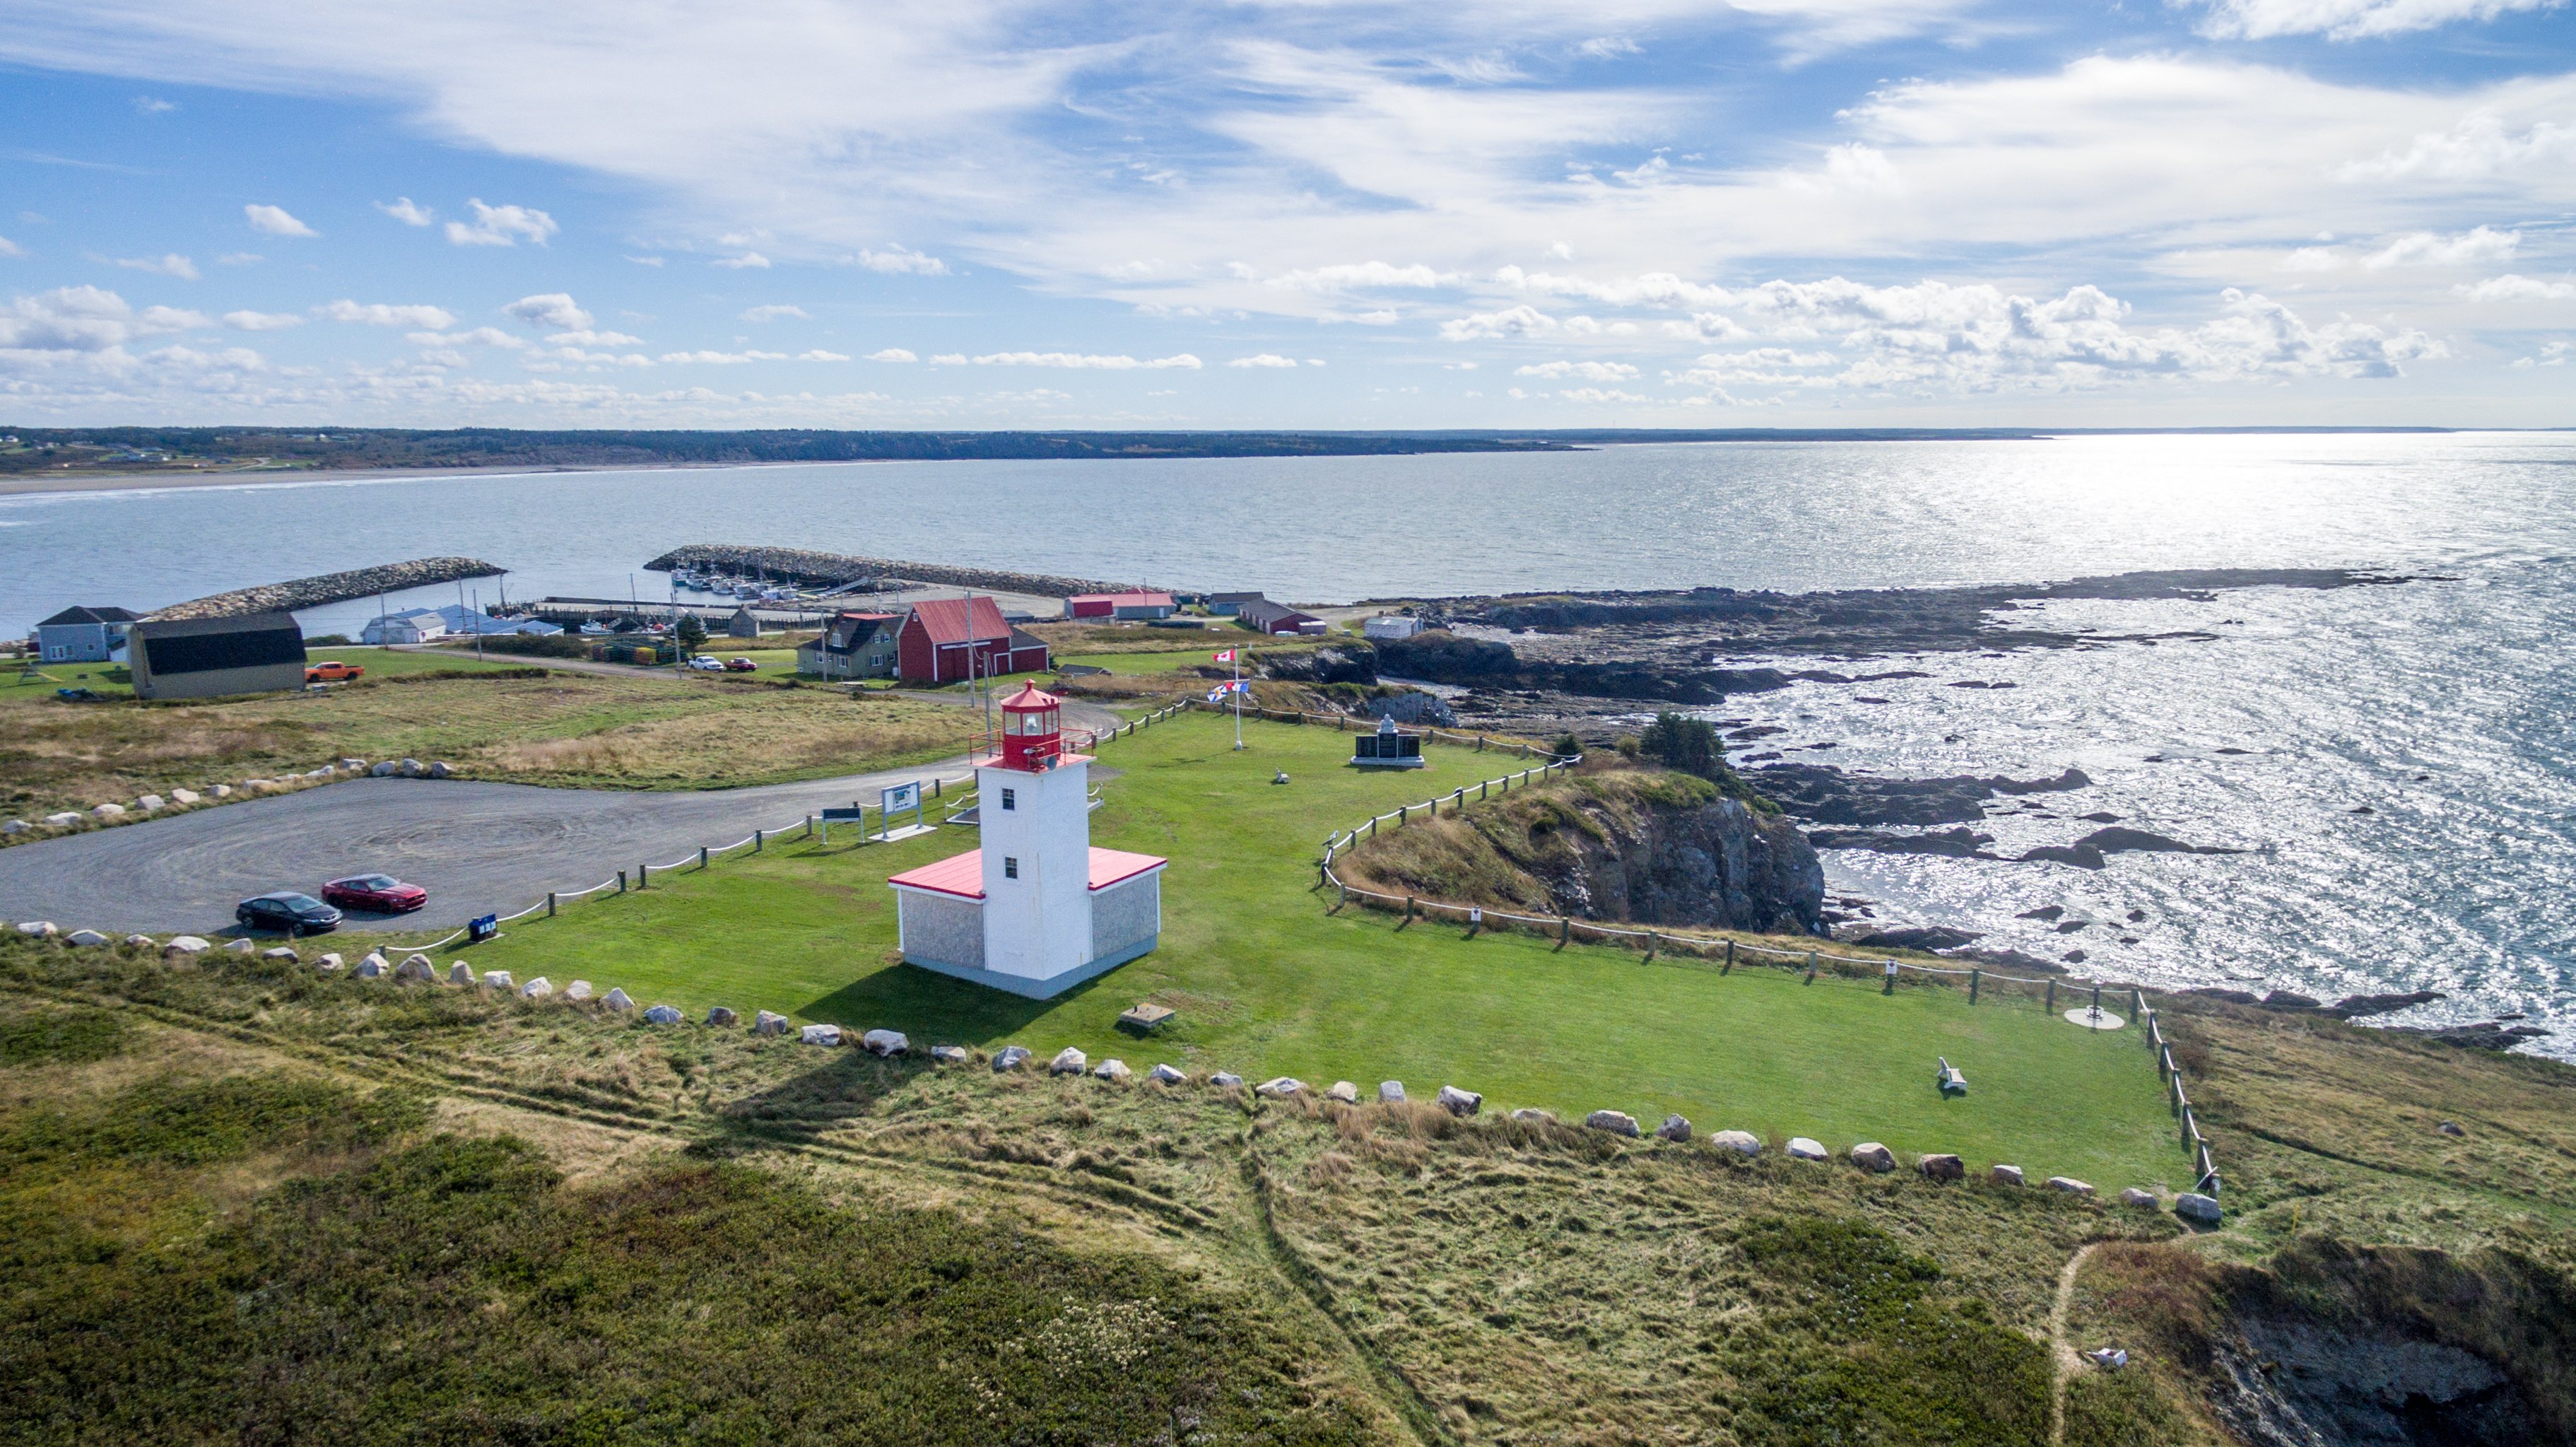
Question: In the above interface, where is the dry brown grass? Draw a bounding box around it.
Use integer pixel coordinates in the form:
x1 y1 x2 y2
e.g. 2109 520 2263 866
0 668 978 811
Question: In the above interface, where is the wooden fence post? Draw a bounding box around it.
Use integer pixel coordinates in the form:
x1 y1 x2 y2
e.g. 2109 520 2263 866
547 892 557 918
1969 968 1981 1004
618 869 628 894
700 846 710 869
1804 951 1816 985
1400 895 1416 930
1723 939 1734 975
638 863 649 889
1556 916 1571 951
755 828 764 853
2045 978 2056 1012
1645 930 1658 961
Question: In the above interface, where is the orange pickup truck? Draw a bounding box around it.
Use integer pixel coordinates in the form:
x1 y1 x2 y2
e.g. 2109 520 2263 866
305 661 365 683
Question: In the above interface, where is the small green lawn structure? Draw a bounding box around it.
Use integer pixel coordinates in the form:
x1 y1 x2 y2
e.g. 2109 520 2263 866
1936 1056 1969 1096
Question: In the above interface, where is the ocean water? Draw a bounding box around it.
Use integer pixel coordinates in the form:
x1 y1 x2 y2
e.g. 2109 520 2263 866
3 433 2571 1052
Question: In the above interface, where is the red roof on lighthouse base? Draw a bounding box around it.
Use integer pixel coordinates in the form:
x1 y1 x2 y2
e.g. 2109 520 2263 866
886 846 1167 900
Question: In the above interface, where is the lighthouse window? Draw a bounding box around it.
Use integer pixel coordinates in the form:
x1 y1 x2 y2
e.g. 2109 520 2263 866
1003 856 1018 879
1001 787 1016 811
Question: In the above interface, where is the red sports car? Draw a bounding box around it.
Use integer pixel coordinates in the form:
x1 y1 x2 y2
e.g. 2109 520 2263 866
320 873 428 914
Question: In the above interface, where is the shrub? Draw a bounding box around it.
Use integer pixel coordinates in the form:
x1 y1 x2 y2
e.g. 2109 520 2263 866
472 631 593 659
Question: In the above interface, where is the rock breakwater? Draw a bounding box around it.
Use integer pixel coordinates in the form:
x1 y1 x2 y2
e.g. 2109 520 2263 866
146 557 505 620
644 543 1129 599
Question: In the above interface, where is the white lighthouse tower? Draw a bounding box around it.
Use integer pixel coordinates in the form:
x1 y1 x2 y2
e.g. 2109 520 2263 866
888 684 1168 997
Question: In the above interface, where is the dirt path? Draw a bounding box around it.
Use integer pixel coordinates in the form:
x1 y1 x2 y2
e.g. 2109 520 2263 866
2048 1241 2100 1447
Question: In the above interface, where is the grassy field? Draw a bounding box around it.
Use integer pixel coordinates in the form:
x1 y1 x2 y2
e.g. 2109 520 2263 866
459 713 2179 1188
2 926 2568 1445
1 651 982 819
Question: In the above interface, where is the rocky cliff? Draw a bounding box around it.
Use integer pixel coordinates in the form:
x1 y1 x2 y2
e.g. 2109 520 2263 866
1338 763 1824 935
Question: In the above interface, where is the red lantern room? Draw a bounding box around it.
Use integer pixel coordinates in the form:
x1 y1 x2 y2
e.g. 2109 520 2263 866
995 682 1064 771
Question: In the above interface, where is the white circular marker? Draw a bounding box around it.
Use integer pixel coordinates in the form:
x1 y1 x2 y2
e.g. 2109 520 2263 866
2064 1007 2127 1031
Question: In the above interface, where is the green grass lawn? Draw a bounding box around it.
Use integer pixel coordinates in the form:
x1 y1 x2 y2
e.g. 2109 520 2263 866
2 644 533 705
466 713 2182 1188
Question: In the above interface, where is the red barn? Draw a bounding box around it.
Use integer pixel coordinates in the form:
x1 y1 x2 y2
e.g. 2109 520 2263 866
896 597 1050 683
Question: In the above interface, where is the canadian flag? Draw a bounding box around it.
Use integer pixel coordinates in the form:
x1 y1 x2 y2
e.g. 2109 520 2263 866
1212 649 1237 663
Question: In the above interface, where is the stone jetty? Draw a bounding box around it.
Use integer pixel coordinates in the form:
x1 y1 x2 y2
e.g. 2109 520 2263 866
147 557 506 620
643 543 1131 600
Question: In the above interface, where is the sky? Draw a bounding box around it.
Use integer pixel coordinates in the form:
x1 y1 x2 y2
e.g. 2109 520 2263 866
0 0 2570 430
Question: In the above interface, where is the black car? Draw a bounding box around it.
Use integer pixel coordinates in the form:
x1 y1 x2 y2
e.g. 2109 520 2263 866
235 892 343 937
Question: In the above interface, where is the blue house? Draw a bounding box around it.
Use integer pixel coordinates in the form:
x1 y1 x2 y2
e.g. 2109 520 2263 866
35 606 139 663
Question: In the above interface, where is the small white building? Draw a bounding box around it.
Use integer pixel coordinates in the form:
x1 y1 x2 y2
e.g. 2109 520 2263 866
888 684 1167 998
1363 614 1424 641
360 609 447 645
435 604 563 637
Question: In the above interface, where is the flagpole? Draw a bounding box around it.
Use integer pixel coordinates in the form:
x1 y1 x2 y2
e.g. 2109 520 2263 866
1233 651 1243 750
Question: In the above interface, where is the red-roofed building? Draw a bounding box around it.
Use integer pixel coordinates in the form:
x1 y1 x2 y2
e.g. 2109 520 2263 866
895 596 1049 683
1064 590 1177 621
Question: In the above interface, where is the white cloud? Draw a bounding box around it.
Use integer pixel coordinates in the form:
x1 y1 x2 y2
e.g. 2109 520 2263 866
2288 225 2522 271
927 353 968 365
1240 261 1454 291
796 348 851 361
1440 305 1559 341
1494 268 1735 309
2186 0 2561 40
854 245 946 274
969 351 1203 368
110 253 199 279
865 347 917 362
713 252 771 269
243 203 316 237
2458 274 2576 302
0 286 206 352
409 326 528 348
445 199 558 247
1657 279 2445 395
0 235 21 258
741 304 809 321
1576 35 1640 58
320 299 459 328
1227 353 1298 368
2512 339 2572 368
220 309 302 330
505 293 592 330
1514 359 1638 380
546 328 644 346
658 348 787 363
2341 112 2576 182
132 95 173 113
625 254 665 266
375 197 434 226
1558 387 1651 404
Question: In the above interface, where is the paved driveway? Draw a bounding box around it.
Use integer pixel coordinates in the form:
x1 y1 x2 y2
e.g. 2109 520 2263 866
0 761 980 936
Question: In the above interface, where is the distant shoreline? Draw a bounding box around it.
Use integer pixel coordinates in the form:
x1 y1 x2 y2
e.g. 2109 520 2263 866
4 423 2557 502
0 459 843 500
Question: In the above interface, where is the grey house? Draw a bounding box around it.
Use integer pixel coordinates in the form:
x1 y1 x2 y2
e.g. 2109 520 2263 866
35 606 139 663
129 612 307 700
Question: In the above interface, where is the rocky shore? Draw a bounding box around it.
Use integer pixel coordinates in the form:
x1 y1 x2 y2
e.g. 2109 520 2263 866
643 543 1129 599
1367 567 2421 736
146 557 505 620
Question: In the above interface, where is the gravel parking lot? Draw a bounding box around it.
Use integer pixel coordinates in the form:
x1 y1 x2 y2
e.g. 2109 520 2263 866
0 763 976 935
